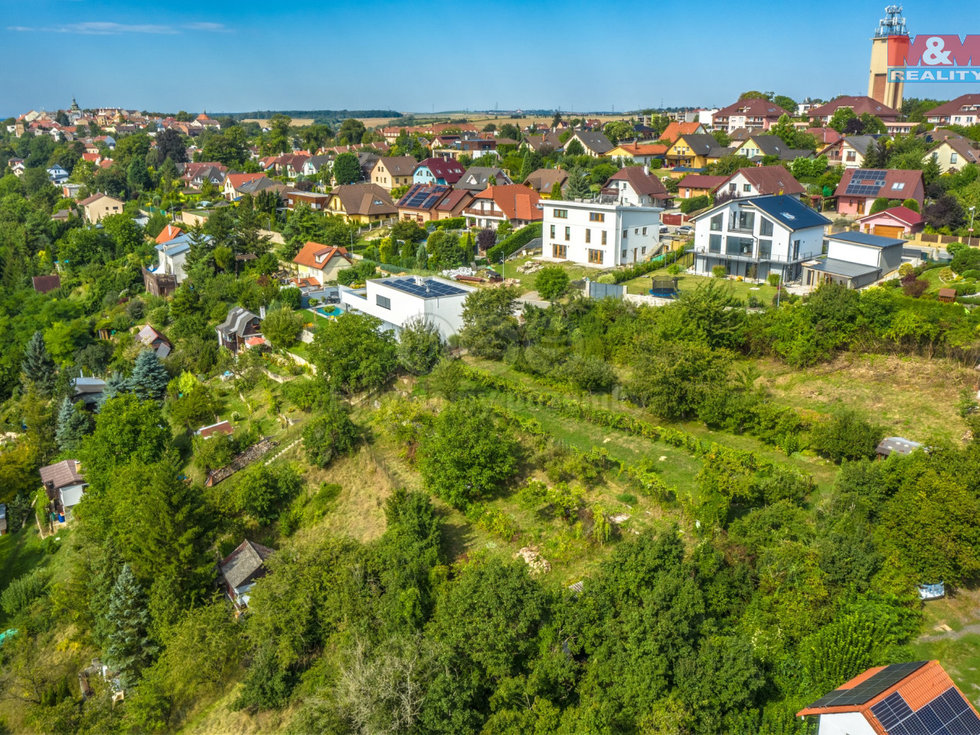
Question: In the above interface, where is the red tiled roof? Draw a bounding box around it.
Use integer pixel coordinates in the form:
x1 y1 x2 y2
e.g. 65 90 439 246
435 187 473 212
677 174 728 190
660 122 703 143
154 224 183 244
196 420 234 438
797 661 978 735
292 241 352 270
834 168 924 199
924 94 980 118
472 184 542 221
808 95 900 120
714 98 790 119
857 205 923 226
81 152 99 162
417 157 465 184
290 276 321 288
808 127 842 145
224 172 267 189
725 166 805 196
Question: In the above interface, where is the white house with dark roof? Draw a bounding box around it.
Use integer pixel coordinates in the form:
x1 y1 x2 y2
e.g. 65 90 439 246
339 276 474 340
565 130 614 157
601 168 669 207
216 306 263 353
802 231 903 290
154 233 209 285
691 195 830 282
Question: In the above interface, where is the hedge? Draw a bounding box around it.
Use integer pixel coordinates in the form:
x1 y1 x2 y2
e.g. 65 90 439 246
432 217 465 231
610 246 690 283
487 222 543 263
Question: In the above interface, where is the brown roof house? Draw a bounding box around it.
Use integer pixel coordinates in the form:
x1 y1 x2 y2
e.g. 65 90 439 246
834 168 925 216
135 324 172 359
716 166 806 200
39 459 87 522
676 174 728 199
79 192 124 224
218 539 274 613
216 306 263 353
195 420 234 439
370 156 418 191
32 275 61 294
601 167 669 207
292 241 353 283
523 168 569 198
712 98 790 133
325 183 396 224
924 94 980 126
807 95 900 124
463 184 542 230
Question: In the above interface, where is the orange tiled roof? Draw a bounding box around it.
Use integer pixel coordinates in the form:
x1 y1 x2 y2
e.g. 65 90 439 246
473 184 542 221
292 241 352 271
224 172 267 189
154 224 183 244
660 121 703 143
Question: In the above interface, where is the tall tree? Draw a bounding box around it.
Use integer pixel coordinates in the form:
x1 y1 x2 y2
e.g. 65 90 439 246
397 319 444 375
21 331 56 395
104 564 157 687
333 152 362 185
128 349 170 401
55 397 92 452
565 167 591 198
155 128 188 164
309 312 398 395
458 285 520 359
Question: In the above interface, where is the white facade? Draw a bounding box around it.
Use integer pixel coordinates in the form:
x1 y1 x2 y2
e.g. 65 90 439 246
340 276 474 340
826 240 880 268
156 242 190 283
814 712 876 735
540 200 662 268
692 198 826 282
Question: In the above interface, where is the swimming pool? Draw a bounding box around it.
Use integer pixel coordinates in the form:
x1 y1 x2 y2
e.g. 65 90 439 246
314 305 343 318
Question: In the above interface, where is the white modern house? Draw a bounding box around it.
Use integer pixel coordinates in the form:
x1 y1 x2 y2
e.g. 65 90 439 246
540 199 663 268
690 195 830 283
802 231 904 290
340 276 474 340
154 233 207 284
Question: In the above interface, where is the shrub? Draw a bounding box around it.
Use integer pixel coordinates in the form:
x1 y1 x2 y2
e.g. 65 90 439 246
767 273 781 287
901 198 920 213
534 266 570 301
809 408 883 463
679 195 712 214
1 569 49 616
712 265 727 278
869 197 890 214
486 222 542 263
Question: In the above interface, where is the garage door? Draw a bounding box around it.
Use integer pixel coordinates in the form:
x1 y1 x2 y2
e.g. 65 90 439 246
873 225 904 239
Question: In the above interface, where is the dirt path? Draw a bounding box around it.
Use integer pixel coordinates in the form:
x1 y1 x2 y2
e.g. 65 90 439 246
918 621 980 643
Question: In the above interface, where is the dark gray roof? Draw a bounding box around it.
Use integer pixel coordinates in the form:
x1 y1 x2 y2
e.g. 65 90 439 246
571 130 614 154
829 231 904 249
805 258 880 278
843 135 879 156
682 134 721 156
219 539 274 589
378 276 469 299
217 306 260 337
876 436 923 456
746 195 831 230
454 167 513 191
746 134 812 160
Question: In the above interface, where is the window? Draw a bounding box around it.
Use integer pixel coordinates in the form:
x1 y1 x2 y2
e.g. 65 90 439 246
565 226 570 241
554 208 568 219
376 295 391 310
891 182 905 191
622 250 627 259
550 224 555 239
588 249 604 264
729 210 754 231
743 183 752 192
586 228 591 244
642 227 647 235
758 239 772 259
589 212 605 222
641 246 647 254
710 213 723 231
951 152 959 164
552 243 567 259
760 218 774 236
709 234 722 253
622 229 628 239
728 183 736 193
846 150 856 161
601 230 607 245
725 236 753 256
792 239 801 260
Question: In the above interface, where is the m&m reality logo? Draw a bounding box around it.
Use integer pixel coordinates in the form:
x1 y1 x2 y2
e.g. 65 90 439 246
888 34 980 81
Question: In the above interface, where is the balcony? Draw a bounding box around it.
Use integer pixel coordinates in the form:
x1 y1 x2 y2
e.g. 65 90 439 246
695 247 806 265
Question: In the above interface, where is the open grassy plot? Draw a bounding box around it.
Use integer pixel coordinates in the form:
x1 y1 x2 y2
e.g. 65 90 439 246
622 267 781 302
755 353 974 445
912 586 980 698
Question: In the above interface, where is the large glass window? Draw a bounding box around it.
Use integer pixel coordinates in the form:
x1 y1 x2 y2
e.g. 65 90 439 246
760 218 774 236
588 249 604 264
725 236 753 256
376 295 391 310
758 239 772 259
554 209 568 219
709 234 722 253
710 213 723 231
552 244 567 259
729 210 754 231
585 228 591 244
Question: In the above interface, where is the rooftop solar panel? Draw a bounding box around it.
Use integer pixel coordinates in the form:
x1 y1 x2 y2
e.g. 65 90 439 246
808 662 930 709
868 687 980 735
382 277 467 299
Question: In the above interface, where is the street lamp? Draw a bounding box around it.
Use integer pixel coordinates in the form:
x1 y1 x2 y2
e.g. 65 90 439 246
969 206 976 248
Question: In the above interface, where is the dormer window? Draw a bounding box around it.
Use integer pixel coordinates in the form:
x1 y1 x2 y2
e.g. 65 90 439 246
891 182 905 191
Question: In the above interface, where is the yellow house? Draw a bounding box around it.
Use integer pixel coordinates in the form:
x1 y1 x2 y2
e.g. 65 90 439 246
369 156 417 191
325 183 397 225
924 138 979 173
665 134 719 169
605 142 668 166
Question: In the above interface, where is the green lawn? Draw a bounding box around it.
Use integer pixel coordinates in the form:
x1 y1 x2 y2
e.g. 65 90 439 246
0 528 54 627
622 268 781 303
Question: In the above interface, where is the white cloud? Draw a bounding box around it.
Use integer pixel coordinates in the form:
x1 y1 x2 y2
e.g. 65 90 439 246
6 21 229 35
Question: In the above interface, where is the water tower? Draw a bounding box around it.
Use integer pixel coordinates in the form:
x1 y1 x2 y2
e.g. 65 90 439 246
868 5 909 110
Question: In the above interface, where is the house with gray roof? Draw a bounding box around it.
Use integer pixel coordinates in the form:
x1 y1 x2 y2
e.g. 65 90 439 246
691 194 830 283
216 306 263 353
565 130 614 157
454 166 513 192
39 459 87 522
802 231 904 290
218 539 274 612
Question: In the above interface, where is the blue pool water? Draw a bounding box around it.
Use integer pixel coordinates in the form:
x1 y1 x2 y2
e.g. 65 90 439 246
315 306 343 317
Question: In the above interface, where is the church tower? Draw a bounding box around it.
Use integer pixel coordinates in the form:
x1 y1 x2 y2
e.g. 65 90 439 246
868 5 909 110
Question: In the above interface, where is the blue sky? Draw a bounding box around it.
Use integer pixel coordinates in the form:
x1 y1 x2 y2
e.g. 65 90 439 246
1 0 978 117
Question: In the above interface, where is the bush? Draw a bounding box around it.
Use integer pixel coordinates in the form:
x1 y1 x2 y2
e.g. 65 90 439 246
559 355 616 393
303 398 360 467
712 265 727 278
767 273 781 287
809 409 883 463
902 198 920 213
486 222 542 263
534 266 570 300
679 195 712 214
960 269 980 281
431 217 465 231
951 247 980 275
869 197 890 215
1 569 49 616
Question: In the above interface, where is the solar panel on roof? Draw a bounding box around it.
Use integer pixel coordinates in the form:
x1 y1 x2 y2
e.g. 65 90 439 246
870 687 980 735
383 278 466 299
808 662 930 708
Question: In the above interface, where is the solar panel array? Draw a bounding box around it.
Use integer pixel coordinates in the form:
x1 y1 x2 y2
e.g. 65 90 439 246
401 185 448 209
384 278 466 298
809 662 929 708
870 688 980 734
844 169 888 197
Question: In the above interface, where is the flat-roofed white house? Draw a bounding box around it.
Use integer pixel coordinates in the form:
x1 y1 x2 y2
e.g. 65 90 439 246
802 231 904 290
540 199 662 268
154 233 207 284
340 276 474 341
690 195 830 283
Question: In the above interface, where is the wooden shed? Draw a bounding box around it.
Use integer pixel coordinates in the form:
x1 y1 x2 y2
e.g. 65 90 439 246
938 288 957 303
